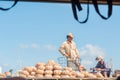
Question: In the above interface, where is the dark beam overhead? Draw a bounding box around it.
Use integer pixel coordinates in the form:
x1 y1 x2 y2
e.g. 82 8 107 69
7 0 120 5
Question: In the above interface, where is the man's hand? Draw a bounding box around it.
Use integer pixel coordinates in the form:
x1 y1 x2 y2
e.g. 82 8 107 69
90 68 94 70
96 68 106 72
64 53 69 58
77 56 80 59
101 69 106 71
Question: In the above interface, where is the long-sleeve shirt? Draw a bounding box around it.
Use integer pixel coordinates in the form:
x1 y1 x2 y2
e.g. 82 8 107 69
95 60 110 72
95 61 107 69
59 40 79 60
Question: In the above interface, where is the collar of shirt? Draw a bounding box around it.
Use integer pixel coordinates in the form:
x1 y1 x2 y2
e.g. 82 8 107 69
67 40 72 44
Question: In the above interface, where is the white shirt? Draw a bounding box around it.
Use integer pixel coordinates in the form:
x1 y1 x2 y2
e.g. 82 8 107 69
59 40 79 60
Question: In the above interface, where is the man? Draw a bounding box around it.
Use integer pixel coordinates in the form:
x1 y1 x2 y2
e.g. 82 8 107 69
59 33 80 71
94 55 111 78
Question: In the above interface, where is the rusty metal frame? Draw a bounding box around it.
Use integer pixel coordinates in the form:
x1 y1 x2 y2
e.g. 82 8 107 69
3 0 120 5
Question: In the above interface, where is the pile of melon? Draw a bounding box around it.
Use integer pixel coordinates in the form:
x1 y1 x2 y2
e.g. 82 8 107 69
18 60 104 78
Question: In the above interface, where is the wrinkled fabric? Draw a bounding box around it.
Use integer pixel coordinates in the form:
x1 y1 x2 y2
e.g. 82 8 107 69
59 40 79 60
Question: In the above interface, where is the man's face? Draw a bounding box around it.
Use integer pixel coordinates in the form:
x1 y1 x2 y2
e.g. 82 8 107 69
97 58 102 62
67 36 73 42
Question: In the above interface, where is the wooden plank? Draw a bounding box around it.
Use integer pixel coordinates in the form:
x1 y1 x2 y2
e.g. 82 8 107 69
3 0 120 5
0 77 117 80
25 77 117 80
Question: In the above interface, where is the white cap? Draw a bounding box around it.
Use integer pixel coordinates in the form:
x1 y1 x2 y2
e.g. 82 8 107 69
67 33 74 38
96 55 103 60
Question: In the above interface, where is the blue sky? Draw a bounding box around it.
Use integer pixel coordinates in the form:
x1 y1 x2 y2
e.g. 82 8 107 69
0 1 120 73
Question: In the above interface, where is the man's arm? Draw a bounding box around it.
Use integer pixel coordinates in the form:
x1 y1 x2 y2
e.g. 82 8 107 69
59 46 66 56
75 48 80 58
74 42 80 58
95 62 107 72
59 42 69 58
96 68 106 72
90 67 106 72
